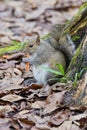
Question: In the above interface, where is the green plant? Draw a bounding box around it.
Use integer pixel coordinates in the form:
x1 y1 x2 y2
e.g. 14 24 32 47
73 67 87 87
42 64 87 84
12 40 26 47
73 73 78 87
42 64 69 83
0 40 26 56
72 35 80 41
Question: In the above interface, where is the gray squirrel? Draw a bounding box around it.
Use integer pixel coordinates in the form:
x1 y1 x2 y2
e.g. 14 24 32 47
23 24 75 84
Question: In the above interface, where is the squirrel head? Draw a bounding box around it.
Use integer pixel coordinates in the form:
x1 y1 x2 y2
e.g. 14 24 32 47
24 33 40 55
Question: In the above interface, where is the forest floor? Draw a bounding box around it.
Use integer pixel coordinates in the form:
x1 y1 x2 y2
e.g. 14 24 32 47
0 0 87 130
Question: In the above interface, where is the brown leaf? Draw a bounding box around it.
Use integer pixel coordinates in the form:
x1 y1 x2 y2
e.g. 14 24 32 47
29 83 43 90
43 91 65 114
31 101 45 109
7 52 24 61
55 121 80 130
70 113 87 122
0 118 12 130
0 105 13 115
0 60 18 70
1 94 24 102
14 110 30 118
18 118 35 126
49 109 71 126
0 68 24 91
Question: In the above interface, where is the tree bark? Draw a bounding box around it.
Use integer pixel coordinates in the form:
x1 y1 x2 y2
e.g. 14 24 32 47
66 36 87 80
60 3 87 106
62 3 87 80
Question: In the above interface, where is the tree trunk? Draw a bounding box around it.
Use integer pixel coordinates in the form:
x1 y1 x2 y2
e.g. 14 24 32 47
66 36 87 80
59 3 87 106
62 3 87 80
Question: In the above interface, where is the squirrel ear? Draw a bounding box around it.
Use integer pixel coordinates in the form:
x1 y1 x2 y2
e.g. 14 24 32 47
29 31 40 45
36 35 40 45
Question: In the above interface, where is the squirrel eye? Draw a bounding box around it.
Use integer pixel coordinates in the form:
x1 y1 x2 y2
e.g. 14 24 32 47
29 44 33 47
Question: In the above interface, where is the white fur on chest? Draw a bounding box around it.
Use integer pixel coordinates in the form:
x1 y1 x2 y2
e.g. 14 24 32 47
32 63 49 84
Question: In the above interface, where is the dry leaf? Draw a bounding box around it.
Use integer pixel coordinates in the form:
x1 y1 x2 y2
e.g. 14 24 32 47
43 91 65 114
49 109 71 126
1 94 24 102
0 105 13 114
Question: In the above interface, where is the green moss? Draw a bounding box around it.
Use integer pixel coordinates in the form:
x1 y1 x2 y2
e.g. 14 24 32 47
63 2 87 35
71 48 82 65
